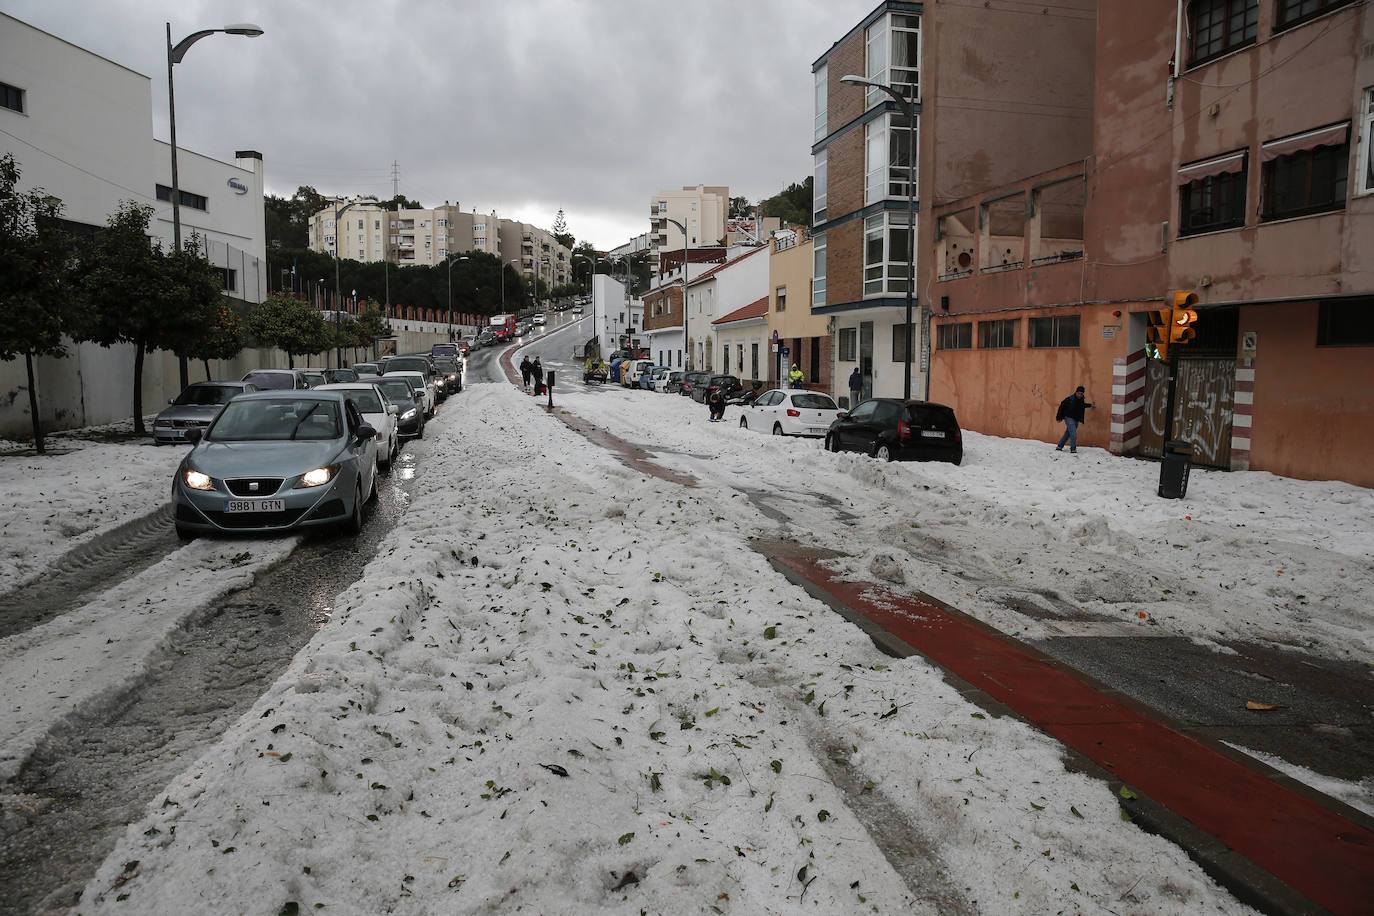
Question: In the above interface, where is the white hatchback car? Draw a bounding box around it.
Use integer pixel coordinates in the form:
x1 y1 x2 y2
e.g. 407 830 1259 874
318 383 400 471
738 389 843 438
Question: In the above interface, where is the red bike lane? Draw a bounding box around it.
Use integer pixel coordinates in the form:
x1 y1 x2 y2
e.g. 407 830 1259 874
768 550 1373 916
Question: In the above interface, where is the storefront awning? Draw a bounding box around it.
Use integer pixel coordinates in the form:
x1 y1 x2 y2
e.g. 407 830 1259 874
1176 151 1246 185
1261 123 1349 162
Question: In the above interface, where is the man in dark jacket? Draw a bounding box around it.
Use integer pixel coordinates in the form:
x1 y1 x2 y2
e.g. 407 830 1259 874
848 367 863 408
519 356 532 391
1055 385 1093 453
707 386 727 421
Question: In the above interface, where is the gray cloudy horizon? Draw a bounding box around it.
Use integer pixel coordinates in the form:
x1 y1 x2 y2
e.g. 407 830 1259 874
6 0 879 250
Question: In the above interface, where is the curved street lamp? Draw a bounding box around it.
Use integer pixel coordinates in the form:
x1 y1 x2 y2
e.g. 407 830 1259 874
447 255 469 340
659 216 690 369
167 21 264 387
840 74 917 400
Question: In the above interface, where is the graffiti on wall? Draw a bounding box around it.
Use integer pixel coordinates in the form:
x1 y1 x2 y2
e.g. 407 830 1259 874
1140 358 1235 467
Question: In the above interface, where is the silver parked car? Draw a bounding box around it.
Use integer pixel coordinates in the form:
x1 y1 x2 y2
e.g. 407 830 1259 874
171 390 378 539
153 381 257 445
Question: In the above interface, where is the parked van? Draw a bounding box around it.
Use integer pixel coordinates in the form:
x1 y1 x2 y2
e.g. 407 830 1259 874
621 359 655 388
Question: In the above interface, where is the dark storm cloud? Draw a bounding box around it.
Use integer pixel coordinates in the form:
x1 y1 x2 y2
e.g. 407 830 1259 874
5 0 877 247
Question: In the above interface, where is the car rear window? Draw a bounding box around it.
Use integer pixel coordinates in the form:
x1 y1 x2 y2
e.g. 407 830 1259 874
375 381 412 402
243 372 295 390
792 394 838 410
344 390 383 413
906 404 958 429
175 385 238 406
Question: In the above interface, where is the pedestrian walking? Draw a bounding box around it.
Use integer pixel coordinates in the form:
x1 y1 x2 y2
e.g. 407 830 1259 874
788 363 805 389
1055 385 1093 454
848 367 863 408
531 357 544 395
519 356 532 391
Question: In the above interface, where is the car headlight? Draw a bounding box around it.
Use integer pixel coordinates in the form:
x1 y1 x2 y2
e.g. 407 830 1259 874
183 469 214 491
401 408 417 421
298 465 339 488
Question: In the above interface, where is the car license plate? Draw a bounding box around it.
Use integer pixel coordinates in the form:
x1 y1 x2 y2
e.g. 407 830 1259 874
224 499 286 513
920 430 946 438
808 427 826 435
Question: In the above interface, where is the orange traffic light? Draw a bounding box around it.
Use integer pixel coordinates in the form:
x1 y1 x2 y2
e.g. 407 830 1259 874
1147 309 1172 359
1170 291 1199 346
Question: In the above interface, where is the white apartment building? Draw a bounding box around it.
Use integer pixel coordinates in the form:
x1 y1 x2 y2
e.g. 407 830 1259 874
648 185 730 283
498 218 571 292
0 12 268 435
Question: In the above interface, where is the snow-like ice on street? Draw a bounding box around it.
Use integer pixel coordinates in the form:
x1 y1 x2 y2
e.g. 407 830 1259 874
4 355 1370 913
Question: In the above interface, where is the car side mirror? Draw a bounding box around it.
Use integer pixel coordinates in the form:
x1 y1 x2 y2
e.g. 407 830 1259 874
185 428 203 444
387 404 398 415
356 424 376 442
836 410 849 419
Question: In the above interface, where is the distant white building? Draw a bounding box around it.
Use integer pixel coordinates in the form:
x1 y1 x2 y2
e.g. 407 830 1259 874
648 185 730 283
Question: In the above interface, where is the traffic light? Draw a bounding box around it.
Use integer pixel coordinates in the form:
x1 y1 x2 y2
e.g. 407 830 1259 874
1170 291 1199 346
1147 309 1172 359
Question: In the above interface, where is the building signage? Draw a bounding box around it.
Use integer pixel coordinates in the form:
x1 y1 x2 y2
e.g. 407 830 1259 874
227 177 248 196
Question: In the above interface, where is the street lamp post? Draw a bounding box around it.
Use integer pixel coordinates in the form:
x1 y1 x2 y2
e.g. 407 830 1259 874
841 74 917 401
446 255 469 341
660 217 690 369
331 199 359 369
167 20 263 388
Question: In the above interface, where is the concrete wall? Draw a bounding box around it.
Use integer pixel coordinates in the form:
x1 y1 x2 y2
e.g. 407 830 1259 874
0 327 448 439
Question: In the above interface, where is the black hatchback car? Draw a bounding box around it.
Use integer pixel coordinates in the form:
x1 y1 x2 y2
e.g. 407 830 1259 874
825 399 963 464
679 371 713 399
694 374 743 403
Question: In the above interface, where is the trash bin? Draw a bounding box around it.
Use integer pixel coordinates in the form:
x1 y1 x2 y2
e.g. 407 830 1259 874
1158 439 1192 499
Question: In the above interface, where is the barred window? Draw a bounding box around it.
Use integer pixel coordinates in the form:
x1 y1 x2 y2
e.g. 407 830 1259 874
936 322 972 350
978 319 1017 348
1029 316 1080 348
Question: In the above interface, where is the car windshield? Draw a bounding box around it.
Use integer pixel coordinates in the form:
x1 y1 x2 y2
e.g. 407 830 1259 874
792 394 838 410
375 381 413 403
342 389 384 413
243 372 295 390
173 385 239 406
210 398 341 441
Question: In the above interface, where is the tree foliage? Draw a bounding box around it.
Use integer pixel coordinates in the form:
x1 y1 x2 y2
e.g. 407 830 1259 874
78 202 224 434
551 209 574 249
0 153 82 452
759 176 814 227
245 293 331 366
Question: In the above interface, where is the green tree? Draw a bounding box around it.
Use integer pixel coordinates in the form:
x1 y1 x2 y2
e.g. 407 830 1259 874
0 153 82 453
79 202 222 435
551 209 574 249
245 293 331 367
759 176 813 227
183 300 245 382
729 196 752 218
349 305 392 362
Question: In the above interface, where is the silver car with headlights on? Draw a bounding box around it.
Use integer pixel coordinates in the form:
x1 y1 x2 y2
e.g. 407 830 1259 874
171 391 378 540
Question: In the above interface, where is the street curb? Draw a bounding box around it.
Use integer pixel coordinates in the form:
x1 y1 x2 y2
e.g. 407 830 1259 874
756 539 1358 916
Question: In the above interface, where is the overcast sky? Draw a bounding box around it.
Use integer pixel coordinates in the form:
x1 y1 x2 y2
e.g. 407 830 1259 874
7 0 879 250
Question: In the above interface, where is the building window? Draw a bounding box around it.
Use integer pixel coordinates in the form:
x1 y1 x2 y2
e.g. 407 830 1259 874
776 286 787 312
358 250 364 259
865 114 916 204
864 213 912 297
1276 0 1355 30
1 81 24 113
813 149 827 223
892 321 916 361
812 232 826 307
1179 166 1248 235
722 346 730 374
1316 298 1374 346
864 14 920 107
814 66 827 142
1029 315 1081 348
1261 125 1349 220
1188 0 1258 67
839 327 857 362
1362 90 1374 196
978 318 1018 348
936 322 972 350
217 267 237 293
751 343 759 379
155 184 208 211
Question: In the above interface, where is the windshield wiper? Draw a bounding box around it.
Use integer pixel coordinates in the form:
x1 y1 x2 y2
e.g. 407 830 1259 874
288 404 321 440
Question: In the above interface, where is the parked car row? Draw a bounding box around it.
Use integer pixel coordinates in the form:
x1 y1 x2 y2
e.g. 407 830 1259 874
161 350 465 539
600 367 966 465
